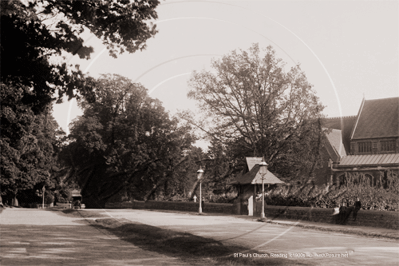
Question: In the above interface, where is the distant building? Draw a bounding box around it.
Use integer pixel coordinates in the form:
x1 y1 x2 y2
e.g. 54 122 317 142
314 97 399 186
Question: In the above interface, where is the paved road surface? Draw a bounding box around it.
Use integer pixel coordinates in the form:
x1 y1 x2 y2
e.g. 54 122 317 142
1 208 398 265
0 209 186 265
105 209 399 266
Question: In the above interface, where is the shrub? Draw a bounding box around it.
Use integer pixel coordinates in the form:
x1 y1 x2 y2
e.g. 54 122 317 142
45 193 54 204
264 172 399 211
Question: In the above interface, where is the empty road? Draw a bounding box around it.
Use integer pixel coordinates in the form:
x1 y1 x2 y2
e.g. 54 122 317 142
1 208 398 265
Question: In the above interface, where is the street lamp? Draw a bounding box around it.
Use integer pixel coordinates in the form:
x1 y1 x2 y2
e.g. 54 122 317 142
259 160 268 220
197 167 204 214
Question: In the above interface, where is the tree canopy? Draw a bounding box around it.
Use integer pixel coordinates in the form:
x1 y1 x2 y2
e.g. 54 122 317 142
61 74 196 207
0 0 160 203
186 44 325 180
1 0 160 112
0 83 63 204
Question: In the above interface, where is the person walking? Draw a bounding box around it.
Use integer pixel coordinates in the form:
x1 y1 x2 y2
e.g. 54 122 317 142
353 197 361 221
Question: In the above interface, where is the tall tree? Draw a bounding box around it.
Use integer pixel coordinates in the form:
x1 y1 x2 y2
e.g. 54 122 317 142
1 0 160 201
0 83 63 205
62 74 195 207
186 44 325 180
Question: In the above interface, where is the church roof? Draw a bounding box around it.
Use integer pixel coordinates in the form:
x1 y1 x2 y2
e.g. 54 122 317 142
321 116 356 154
325 129 347 158
351 97 399 140
338 153 399 167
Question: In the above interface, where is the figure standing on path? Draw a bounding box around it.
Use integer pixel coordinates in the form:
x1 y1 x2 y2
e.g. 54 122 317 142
353 197 361 221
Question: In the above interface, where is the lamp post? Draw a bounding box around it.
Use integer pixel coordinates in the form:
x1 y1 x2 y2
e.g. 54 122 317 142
259 160 268 220
197 167 204 214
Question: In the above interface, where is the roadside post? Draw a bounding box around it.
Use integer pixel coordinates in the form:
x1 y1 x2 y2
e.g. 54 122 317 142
259 160 268 220
197 167 204 214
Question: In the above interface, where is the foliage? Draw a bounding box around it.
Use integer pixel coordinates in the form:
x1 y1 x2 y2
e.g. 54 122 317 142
185 43 325 181
157 146 204 201
205 141 241 195
1 0 158 112
187 140 244 203
340 171 399 211
1 0 160 202
265 171 399 211
0 83 63 203
45 192 55 205
62 74 196 207
55 188 72 203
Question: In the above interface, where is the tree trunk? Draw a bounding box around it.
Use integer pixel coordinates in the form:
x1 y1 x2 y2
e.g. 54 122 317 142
188 179 200 200
143 172 168 201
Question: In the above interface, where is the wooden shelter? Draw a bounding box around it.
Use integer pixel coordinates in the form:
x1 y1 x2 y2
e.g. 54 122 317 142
232 157 285 216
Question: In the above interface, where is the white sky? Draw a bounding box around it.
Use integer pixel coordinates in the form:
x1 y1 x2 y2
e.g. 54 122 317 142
53 0 399 140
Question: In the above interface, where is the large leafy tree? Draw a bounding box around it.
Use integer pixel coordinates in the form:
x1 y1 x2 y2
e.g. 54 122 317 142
62 75 195 207
186 44 325 181
1 0 160 202
0 83 63 205
204 140 242 197
1 0 159 112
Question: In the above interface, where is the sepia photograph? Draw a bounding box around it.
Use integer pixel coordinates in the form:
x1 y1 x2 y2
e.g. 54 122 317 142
1 0 398 265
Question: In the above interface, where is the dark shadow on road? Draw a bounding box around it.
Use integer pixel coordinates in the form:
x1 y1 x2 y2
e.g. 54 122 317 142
90 218 308 266
48 208 110 218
